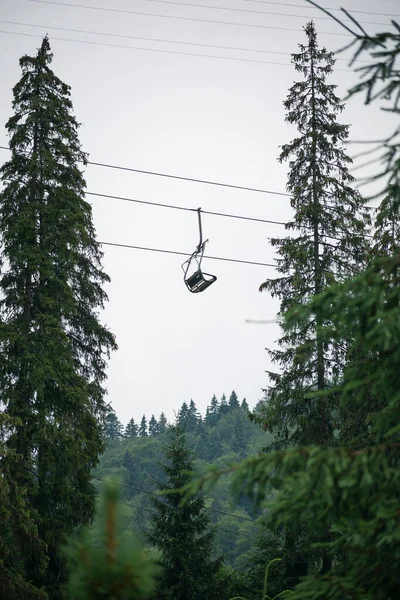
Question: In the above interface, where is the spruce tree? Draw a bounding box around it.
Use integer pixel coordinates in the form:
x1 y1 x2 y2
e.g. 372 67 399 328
257 21 371 582
260 21 370 449
187 399 200 432
158 412 167 434
148 414 159 436
178 401 190 429
0 37 116 595
104 411 124 442
139 414 148 437
337 190 400 448
125 418 139 439
218 393 229 416
229 390 240 410
205 395 219 426
241 398 249 412
148 425 221 600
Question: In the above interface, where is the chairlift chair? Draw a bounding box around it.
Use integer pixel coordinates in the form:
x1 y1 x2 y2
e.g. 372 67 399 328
181 208 217 293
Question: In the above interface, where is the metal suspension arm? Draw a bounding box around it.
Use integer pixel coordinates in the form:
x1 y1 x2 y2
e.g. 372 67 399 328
196 207 203 252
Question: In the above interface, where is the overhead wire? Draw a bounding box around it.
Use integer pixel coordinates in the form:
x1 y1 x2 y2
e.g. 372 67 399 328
0 29 355 71
86 159 292 197
1 144 282 267
0 29 301 67
86 191 288 227
245 0 400 19
99 241 277 268
112 499 259 541
94 477 255 522
27 0 351 36
0 145 375 250
0 146 291 197
144 0 391 27
0 19 368 64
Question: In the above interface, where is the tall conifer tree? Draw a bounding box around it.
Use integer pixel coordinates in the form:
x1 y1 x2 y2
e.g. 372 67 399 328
203 17 400 598
148 414 159 436
187 399 200 432
158 412 167 433
139 415 148 437
0 37 116 595
260 21 370 448
125 418 139 439
205 395 219 426
148 425 221 600
229 390 240 410
104 411 124 442
258 21 371 582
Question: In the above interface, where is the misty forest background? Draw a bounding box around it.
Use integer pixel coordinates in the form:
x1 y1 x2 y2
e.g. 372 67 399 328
1 3 400 600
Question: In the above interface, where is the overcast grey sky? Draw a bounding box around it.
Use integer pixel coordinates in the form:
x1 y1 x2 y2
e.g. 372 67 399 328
0 0 397 425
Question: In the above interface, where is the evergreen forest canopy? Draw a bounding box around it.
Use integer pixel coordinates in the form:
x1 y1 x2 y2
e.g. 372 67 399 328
1 5 400 599
98 393 266 574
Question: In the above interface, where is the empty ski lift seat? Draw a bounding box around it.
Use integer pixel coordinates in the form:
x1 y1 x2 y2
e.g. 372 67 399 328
185 269 217 293
182 207 217 293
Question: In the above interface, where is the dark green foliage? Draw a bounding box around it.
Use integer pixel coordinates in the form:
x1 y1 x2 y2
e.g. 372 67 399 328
105 411 124 442
177 401 189 428
232 413 248 458
139 415 148 438
206 395 220 426
0 414 48 599
177 400 201 432
206 429 224 461
157 413 167 434
148 415 159 436
372 185 400 259
148 425 222 600
187 399 201 431
241 398 249 413
190 14 400 597
219 394 230 417
64 478 159 599
259 22 370 449
94 403 266 575
254 21 371 588
238 522 284 600
125 418 139 439
0 37 116 596
122 451 141 490
229 391 240 410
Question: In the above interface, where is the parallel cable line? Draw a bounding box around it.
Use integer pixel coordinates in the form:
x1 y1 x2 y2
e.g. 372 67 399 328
117 500 258 540
0 146 374 231
94 478 255 522
0 29 351 70
27 0 351 36
0 19 368 63
145 0 390 27
86 160 292 197
99 241 277 268
2 146 293 197
246 0 400 19
87 191 287 226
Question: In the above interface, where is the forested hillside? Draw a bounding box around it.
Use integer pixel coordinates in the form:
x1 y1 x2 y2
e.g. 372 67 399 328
94 392 268 572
